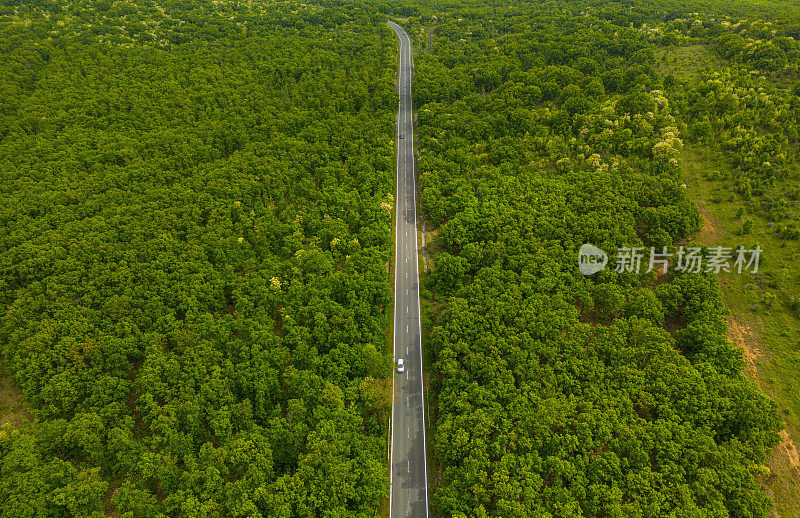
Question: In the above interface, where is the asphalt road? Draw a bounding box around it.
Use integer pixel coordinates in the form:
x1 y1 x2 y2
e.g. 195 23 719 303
387 21 429 518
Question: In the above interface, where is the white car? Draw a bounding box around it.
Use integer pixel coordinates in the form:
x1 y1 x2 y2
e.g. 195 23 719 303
397 358 404 373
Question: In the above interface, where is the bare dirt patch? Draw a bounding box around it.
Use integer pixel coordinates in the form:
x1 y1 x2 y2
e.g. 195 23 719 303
726 314 764 381
702 212 717 234
696 203 723 245
778 430 800 475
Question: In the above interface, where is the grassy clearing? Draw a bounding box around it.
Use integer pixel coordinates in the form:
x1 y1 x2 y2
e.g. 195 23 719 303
681 143 800 517
655 45 726 83
0 370 30 429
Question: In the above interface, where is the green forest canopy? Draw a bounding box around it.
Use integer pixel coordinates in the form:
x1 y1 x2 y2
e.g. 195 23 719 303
407 1 797 516
1 0 398 515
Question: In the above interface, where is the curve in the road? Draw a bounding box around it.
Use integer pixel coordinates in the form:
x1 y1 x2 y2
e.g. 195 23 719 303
387 20 429 518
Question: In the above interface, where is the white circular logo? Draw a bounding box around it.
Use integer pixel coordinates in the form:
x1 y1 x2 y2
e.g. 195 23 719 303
578 244 608 276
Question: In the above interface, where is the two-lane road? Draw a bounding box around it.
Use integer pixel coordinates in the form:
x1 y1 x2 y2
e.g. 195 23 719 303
387 21 429 518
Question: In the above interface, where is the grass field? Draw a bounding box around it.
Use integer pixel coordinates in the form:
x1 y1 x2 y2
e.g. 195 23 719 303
654 39 800 514
681 142 800 517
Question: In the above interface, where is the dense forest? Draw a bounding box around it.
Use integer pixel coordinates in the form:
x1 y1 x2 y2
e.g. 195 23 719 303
1 0 400 515
2 0 800 516
406 1 798 516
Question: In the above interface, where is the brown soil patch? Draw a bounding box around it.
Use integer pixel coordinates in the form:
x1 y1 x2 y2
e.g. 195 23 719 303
702 212 717 234
696 203 723 245
726 314 764 382
778 430 800 475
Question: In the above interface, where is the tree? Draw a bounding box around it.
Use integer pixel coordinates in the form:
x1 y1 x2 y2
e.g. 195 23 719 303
432 253 467 293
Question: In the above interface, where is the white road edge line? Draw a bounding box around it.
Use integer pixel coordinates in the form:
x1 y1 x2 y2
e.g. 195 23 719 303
406 24 431 518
